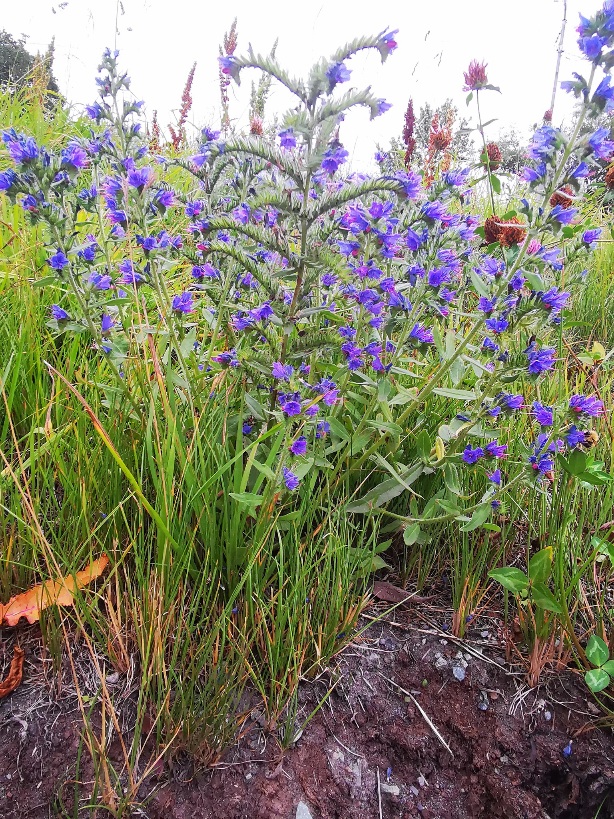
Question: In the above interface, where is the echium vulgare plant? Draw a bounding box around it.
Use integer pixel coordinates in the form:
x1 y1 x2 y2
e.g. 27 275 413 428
0 8 613 578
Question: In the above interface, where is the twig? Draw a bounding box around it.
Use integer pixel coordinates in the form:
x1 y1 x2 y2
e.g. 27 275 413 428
376 767 383 819
379 673 454 758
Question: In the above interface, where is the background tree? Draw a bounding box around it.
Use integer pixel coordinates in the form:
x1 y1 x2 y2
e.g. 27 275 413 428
0 30 59 97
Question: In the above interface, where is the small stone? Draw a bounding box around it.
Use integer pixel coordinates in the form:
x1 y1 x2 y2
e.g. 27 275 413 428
381 783 401 796
544 710 552 722
417 774 427 787
245 773 252 781
500 755 509 764
434 654 448 671
477 700 488 711
106 671 120 684
480 630 490 638
409 785 420 797
296 801 313 819
453 665 466 682
439 639 448 645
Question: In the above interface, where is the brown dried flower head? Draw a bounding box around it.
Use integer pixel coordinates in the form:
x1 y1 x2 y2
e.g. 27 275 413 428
549 185 574 209
484 215 527 247
605 164 614 190
484 142 502 170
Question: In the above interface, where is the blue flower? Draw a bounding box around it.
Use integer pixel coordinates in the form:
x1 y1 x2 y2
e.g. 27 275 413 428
89 272 112 290
326 61 351 91
212 349 239 368
272 362 294 381
279 128 297 149
565 425 586 448
48 250 69 271
462 446 485 465
588 127 614 159
218 55 241 82
279 392 302 417
282 467 300 491
242 422 253 435
569 394 603 417
578 33 608 61
127 166 153 189
3 131 39 165
0 169 17 191
289 436 308 456
485 317 509 334
61 143 88 169
171 292 195 314
409 323 434 344
550 204 577 224
485 441 507 458
316 421 330 438
582 228 601 246
101 314 115 334
539 287 570 314
321 142 349 175
51 305 70 322
532 402 553 426
488 469 502 485
526 346 556 375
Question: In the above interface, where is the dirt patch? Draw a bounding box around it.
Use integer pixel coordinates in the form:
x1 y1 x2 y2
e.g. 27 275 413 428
1 607 613 819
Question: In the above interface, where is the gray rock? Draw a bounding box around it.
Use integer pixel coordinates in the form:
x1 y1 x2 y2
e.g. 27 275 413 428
381 783 401 796
296 801 313 819
452 665 466 682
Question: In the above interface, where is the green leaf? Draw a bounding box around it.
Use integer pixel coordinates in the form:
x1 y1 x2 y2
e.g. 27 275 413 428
432 387 476 401
366 420 403 435
229 492 264 509
416 430 431 460
327 417 350 441
349 431 373 455
524 270 545 291
528 548 552 584
586 634 610 667
469 269 491 298
466 92 474 106
488 566 529 593
403 523 421 546
530 582 563 613
602 660 614 676
460 503 492 532
585 668 611 693
489 174 501 195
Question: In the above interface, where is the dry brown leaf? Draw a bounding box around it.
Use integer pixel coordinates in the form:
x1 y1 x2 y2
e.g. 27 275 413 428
0 647 24 698
372 581 433 605
0 556 109 627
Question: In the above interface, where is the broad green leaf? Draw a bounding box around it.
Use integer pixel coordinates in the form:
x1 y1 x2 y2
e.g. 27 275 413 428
229 492 264 508
460 503 492 532
602 660 614 676
530 582 563 613
488 566 529 593
586 634 609 667
489 174 501 195
528 548 552 584
585 668 611 693
403 523 421 546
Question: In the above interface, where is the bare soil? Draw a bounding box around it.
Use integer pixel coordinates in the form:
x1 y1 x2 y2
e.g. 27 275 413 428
1 604 613 819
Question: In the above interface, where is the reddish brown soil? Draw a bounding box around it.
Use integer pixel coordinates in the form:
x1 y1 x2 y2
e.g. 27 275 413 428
1 609 613 819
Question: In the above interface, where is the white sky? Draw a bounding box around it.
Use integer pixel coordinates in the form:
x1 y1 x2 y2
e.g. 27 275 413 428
3 0 606 168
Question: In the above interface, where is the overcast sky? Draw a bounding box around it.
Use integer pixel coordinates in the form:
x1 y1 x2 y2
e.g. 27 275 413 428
3 0 606 168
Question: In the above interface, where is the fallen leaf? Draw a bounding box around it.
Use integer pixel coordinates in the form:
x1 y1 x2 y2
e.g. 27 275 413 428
0 555 109 626
0 647 24 698
372 581 432 605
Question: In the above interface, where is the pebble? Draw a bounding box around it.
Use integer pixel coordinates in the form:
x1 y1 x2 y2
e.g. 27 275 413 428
544 710 552 722
452 665 466 682
296 801 313 819
434 653 448 671
409 785 420 797
381 783 401 796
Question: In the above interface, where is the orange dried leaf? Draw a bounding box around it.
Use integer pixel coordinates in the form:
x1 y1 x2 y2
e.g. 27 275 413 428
0 647 24 698
0 556 109 627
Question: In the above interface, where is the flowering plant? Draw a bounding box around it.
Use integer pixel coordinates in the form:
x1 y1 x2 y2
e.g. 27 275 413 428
1 7 613 642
